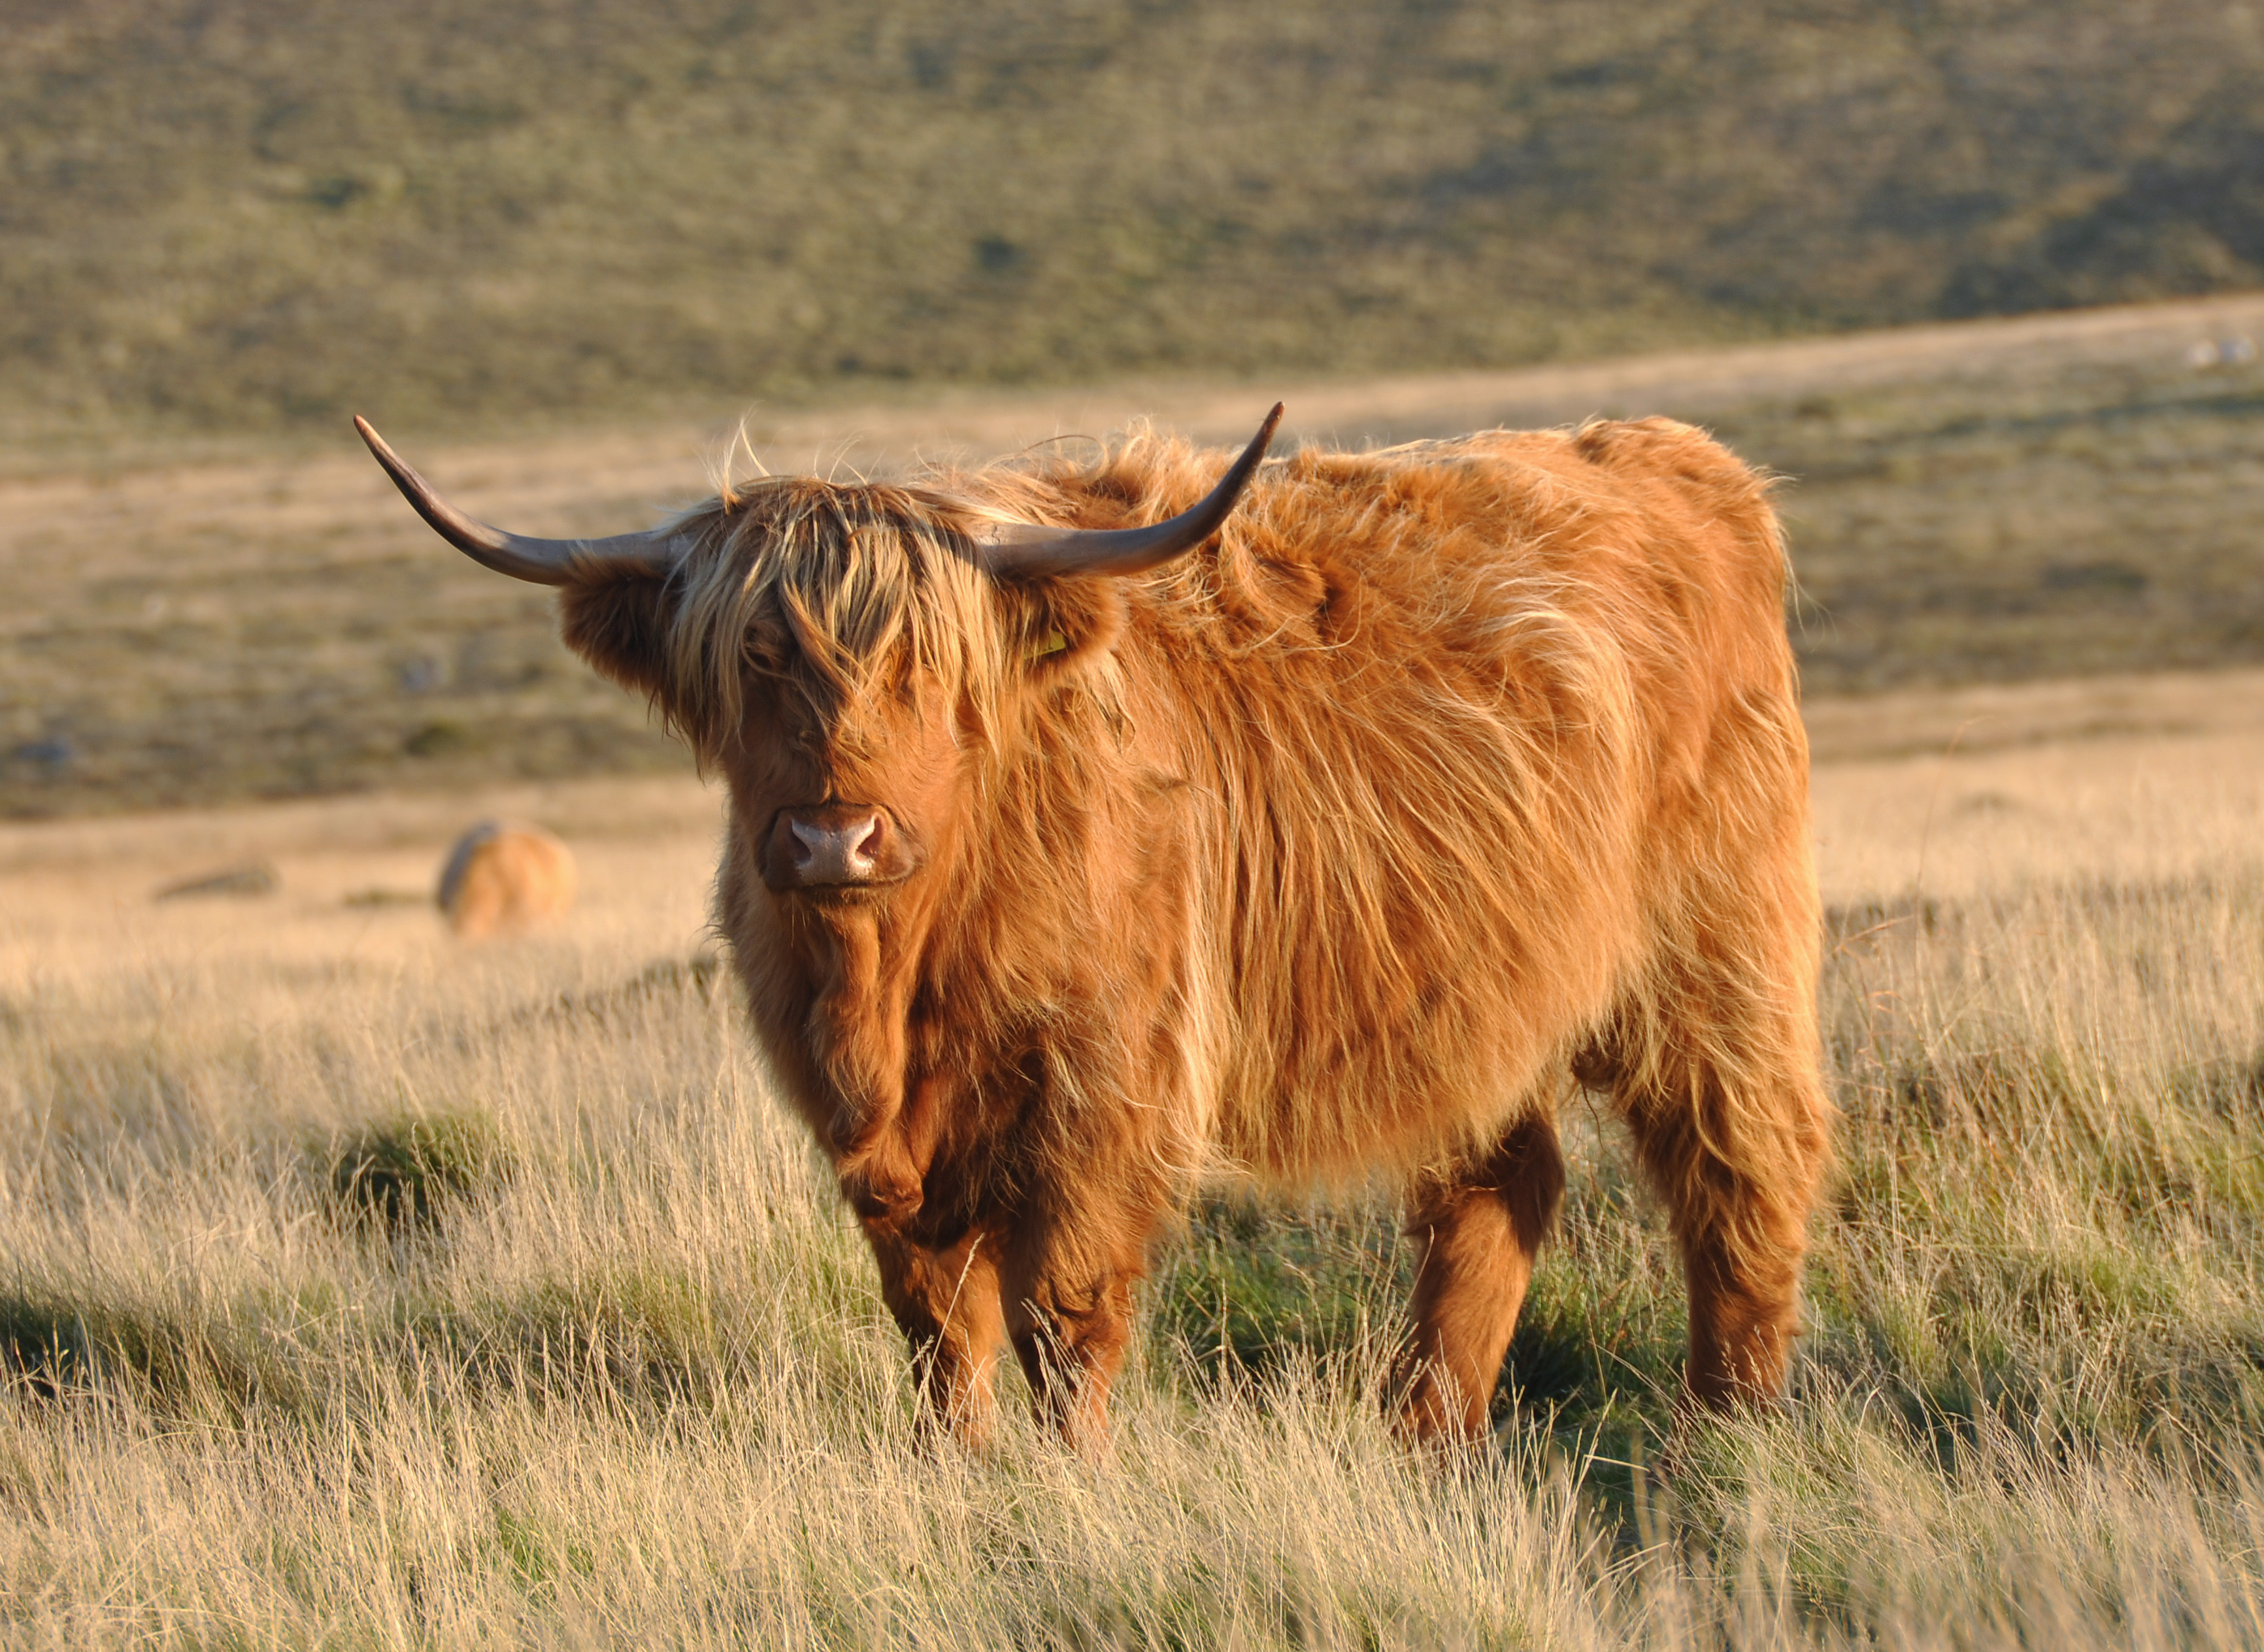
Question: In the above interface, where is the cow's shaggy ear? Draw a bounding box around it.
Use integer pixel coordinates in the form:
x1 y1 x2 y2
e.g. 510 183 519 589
1010 576 1128 683
557 574 679 710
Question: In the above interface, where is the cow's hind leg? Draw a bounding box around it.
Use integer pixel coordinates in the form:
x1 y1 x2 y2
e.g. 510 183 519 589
864 1221 1007 1445
1397 1114 1567 1444
1601 959 1830 1406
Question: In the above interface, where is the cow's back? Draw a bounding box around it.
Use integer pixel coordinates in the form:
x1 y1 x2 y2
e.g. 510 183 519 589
1093 420 1809 1182
437 821 577 939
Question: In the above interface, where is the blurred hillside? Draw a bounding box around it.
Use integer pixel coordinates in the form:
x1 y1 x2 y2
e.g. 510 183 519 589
5 0 2264 435
6 295 2261 817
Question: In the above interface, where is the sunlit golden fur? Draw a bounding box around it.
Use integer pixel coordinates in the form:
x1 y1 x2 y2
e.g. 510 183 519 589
437 821 576 940
554 416 1830 1444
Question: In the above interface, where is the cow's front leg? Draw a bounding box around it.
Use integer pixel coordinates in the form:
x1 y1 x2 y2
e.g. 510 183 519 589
1001 1198 1162 1449
863 1219 1007 1446
833 1074 1008 1440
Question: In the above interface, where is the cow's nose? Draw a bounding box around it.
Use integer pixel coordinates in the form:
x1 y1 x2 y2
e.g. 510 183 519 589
769 805 898 889
790 812 881 881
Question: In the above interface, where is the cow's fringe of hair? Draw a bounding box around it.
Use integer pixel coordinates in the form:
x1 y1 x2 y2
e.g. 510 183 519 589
648 477 1024 759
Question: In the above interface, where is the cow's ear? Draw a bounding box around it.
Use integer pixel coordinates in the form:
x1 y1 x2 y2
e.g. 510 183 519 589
1010 576 1128 683
558 572 679 708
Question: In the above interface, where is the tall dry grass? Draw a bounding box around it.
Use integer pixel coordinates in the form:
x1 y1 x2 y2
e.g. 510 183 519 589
1 722 2262 1646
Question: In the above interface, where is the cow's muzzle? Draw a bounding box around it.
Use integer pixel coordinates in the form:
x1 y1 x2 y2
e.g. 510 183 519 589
763 804 914 892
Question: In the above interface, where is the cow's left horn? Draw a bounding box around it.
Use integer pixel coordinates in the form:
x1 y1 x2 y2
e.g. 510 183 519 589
970 403 1283 578
354 416 684 586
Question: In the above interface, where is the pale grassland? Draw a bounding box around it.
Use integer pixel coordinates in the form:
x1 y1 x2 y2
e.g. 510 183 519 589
3 678 2264 1646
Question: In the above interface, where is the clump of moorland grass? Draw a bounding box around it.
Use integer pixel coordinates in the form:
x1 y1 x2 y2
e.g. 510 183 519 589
326 1108 512 1235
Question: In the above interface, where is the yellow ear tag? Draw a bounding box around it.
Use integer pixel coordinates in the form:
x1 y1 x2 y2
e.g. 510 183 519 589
1029 629 1069 661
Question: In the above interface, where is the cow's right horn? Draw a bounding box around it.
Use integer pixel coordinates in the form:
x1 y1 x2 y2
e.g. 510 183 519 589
354 416 684 586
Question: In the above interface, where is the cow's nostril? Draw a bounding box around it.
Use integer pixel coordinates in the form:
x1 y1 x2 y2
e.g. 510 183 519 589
778 808 893 887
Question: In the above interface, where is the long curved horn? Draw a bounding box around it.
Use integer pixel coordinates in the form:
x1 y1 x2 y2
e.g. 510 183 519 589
969 403 1283 578
353 416 684 586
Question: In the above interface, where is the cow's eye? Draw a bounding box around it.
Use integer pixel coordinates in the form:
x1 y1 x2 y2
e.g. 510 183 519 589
742 623 793 676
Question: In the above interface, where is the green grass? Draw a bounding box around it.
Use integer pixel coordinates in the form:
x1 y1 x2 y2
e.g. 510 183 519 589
5 0 2264 437
328 1109 514 1235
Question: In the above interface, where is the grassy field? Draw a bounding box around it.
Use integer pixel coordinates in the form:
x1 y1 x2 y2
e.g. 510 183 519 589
7 0 2263 438
12 7 2264 1640
1 677 2262 1645
7 293 2264 818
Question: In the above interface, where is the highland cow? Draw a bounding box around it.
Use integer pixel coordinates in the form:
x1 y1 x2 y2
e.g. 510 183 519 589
437 820 576 940
357 405 1829 1446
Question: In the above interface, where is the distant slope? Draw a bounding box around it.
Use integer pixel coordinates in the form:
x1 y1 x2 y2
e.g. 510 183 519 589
5 0 2264 435
5 295 2263 818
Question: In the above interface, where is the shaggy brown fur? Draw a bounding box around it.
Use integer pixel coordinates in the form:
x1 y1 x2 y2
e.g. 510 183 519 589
551 417 1830 1446
437 821 576 940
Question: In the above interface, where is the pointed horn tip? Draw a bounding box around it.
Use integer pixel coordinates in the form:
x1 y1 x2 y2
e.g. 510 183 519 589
351 414 403 469
1227 402 1284 482
1235 403 1285 470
